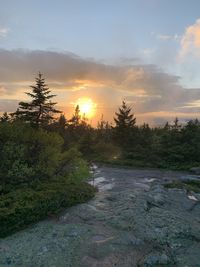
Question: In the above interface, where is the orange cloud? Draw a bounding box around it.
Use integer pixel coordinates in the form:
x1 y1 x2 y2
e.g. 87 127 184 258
0 49 200 125
179 19 200 59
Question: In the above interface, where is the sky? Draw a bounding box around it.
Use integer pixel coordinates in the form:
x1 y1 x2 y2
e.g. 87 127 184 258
1 0 200 125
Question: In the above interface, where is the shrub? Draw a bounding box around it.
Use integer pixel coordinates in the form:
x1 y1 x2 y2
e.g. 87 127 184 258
0 122 65 185
0 179 96 237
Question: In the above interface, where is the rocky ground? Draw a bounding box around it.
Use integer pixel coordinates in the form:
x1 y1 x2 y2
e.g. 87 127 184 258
0 165 200 267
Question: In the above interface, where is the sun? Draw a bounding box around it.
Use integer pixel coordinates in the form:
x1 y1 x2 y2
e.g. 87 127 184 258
75 98 96 118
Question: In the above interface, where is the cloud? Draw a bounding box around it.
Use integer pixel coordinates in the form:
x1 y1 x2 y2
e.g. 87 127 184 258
0 26 9 37
179 19 200 59
0 49 200 124
157 34 180 41
0 99 19 112
0 86 7 95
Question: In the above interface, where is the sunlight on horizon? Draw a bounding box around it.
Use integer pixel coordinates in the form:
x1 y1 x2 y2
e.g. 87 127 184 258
74 98 97 118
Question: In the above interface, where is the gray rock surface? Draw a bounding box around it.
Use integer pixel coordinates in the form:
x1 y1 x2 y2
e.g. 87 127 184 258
190 167 200 175
0 166 200 266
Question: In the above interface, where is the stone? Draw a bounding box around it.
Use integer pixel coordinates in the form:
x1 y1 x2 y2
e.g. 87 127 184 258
6 257 12 265
41 246 48 253
1 166 200 266
190 167 200 175
145 193 165 211
66 231 78 237
130 237 143 246
142 253 171 266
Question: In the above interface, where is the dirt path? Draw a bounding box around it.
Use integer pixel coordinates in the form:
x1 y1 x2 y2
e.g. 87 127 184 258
0 166 200 267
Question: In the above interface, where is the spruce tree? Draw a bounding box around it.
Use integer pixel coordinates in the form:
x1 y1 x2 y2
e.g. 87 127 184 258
70 105 81 127
113 100 136 147
12 72 60 127
0 112 10 122
114 100 136 129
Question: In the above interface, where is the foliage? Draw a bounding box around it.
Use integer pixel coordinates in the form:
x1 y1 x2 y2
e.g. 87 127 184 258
0 122 65 185
12 72 60 127
0 179 95 237
165 179 200 193
93 142 121 161
98 118 200 170
114 100 136 128
0 121 94 237
70 105 81 127
0 112 10 122
2 73 200 238
113 100 136 148
60 147 91 182
0 76 98 238
47 102 200 170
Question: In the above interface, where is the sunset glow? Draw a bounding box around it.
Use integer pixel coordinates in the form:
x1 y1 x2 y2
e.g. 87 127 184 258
75 98 96 118
1 1 200 125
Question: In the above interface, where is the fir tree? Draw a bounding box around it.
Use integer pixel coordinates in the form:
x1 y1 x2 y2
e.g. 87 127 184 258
114 100 136 128
164 121 170 130
0 112 10 122
12 72 60 127
56 114 67 135
97 114 107 131
58 114 67 129
172 117 181 131
113 100 136 147
70 105 81 126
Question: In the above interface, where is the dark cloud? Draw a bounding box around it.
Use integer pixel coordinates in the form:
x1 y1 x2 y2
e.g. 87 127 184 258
0 49 200 120
0 99 19 112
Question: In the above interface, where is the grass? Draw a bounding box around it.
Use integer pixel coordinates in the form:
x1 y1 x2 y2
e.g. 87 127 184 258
165 179 200 193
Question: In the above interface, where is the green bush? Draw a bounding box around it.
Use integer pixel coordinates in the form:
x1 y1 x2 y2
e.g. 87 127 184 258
0 122 64 185
165 179 200 193
0 122 96 237
0 122 91 187
0 179 96 237
93 141 121 161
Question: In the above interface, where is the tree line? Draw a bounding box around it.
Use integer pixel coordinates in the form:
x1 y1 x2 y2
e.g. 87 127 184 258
1 72 200 171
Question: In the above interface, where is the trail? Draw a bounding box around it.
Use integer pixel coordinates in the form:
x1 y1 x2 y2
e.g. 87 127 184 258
1 165 200 266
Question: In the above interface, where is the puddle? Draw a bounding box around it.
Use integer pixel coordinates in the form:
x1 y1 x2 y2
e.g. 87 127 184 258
188 195 198 201
144 178 156 183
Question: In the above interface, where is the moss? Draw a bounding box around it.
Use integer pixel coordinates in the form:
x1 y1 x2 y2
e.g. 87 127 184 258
165 180 200 193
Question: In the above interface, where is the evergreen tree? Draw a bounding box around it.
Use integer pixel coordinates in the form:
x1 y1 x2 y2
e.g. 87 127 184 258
12 72 60 127
113 100 136 147
0 112 10 122
114 100 136 128
97 114 112 141
172 117 181 131
55 114 67 136
70 105 81 127
58 114 67 129
164 121 170 130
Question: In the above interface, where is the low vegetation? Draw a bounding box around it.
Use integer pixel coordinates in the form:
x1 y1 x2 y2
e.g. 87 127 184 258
0 179 95 238
165 180 200 193
0 122 95 237
0 74 96 237
1 72 200 237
